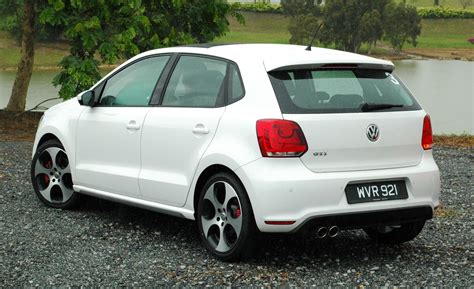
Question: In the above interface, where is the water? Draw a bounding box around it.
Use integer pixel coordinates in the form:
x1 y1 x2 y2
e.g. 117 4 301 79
393 60 473 135
0 59 472 134
0 70 62 111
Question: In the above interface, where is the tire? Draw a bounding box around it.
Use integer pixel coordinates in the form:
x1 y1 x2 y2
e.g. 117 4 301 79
31 139 80 209
364 220 425 244
196 172 257 261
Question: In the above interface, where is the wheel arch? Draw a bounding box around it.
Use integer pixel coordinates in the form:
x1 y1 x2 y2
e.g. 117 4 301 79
37 133 62 150
193 164 254 221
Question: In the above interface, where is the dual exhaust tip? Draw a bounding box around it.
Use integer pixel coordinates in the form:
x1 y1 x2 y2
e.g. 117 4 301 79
316 225 339 238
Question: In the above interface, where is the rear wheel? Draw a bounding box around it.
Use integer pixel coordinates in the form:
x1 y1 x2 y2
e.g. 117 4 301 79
197 172 257 261
31 139 80 209
364 220 425 244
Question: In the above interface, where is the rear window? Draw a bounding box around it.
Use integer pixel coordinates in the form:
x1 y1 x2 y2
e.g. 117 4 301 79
268 69 421 113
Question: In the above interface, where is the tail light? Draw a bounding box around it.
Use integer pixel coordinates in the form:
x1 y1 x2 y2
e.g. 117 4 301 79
256 119 308 157
422 115 433 150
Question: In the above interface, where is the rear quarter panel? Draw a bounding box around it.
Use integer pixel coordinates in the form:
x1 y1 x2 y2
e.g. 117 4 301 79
183 58 283 212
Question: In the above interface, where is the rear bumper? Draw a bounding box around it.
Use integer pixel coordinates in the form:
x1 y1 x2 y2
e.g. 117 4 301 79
235 151 440 233
295 206 432 232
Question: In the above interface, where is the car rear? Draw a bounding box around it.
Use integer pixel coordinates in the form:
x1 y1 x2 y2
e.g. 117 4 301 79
235 60 440 234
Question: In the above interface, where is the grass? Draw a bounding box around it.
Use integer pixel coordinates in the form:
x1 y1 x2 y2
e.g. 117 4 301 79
0 11 473 69
405 18 474 48
214 12 290 44
400 0 474 9
0 31 68 69
215 12 473 56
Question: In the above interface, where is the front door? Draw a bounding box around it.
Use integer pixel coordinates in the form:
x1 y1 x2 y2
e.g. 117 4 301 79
75 55 170 197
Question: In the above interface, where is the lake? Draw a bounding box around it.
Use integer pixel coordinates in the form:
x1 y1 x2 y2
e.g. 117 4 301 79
0 59 472 134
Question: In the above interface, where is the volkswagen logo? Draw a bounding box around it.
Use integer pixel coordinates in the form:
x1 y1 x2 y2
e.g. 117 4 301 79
366 124 380 142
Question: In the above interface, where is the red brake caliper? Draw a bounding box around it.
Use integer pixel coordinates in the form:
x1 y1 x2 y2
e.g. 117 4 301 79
233 206 241 218
230 204 241 218
43 174 50 184
42 159 51 184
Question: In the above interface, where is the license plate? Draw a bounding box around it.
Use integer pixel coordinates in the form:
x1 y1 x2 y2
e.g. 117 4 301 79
345 180 408 204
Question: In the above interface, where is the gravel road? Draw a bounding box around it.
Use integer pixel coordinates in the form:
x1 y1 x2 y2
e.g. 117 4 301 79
1 141 472 286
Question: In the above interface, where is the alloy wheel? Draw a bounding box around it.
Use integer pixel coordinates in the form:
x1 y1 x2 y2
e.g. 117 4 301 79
33 147 74 204
200 181 243 253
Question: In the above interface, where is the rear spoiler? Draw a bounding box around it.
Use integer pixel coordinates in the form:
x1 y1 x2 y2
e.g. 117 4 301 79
269 62 395 73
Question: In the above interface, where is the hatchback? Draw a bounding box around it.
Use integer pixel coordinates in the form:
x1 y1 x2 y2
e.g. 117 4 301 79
31 44 440 260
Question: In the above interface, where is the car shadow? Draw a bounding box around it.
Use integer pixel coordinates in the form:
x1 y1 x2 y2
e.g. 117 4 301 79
75 194 431 266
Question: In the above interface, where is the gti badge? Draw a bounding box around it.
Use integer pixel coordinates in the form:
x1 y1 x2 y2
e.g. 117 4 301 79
366 124 380 142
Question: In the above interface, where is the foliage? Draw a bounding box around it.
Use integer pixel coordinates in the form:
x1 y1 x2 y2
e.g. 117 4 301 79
285 0 422 53
232 2 283 14
0 0 62 42
384 2 422 52
281 0 322 16
418 6 474 18
282 0 322 46
288 14 321 45
37 0 239 100
317 0 391 52
228 2 474 19
360 9 384 54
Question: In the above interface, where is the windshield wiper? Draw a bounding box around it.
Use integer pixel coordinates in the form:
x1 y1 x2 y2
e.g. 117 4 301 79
360 102 404 112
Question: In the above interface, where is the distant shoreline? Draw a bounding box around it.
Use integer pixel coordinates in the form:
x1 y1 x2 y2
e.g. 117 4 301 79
0 54 472 72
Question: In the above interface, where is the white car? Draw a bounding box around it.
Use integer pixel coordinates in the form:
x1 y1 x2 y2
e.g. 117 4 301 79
31 44 440 260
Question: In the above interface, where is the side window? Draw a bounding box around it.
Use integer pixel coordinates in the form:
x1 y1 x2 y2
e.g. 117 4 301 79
162 56 227 107
228 63 245 104
99 56 170 106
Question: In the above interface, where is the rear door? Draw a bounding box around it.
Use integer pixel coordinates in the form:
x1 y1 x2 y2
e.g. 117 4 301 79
75 55 170 197
139 55 228 206
268 68 425 173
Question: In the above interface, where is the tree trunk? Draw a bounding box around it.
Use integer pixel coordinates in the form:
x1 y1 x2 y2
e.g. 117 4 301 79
5 0 35 112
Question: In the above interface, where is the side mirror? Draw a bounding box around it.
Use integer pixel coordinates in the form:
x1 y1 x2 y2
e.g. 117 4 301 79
77 90 95 106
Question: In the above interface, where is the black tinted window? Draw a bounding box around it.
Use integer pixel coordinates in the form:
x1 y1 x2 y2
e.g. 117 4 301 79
269 69 421 113
162 56 227 107
99 56 169 106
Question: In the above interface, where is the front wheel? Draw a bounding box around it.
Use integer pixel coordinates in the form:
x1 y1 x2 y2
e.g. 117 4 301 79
197 172 257 261
31 139 80 209
364 220 425 244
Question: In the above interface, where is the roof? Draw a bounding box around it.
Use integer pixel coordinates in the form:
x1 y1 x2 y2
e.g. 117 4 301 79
131 43 395 72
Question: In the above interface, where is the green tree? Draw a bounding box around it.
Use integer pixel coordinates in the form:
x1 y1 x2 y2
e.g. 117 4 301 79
0 0 50 112
384 2 421 53
288 14 322 45
40 0 151 100
319 0 390 53
281 0 322 46
40 0 241 100
281 0 322 17
360 9 383 54
1 0 240 110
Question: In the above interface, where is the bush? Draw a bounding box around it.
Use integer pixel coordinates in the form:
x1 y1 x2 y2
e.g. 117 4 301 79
233 3 283 14
234 3 474 19
417 7 474 18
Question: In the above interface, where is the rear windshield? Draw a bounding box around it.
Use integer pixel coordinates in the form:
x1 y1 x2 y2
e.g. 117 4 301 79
268 69 421 113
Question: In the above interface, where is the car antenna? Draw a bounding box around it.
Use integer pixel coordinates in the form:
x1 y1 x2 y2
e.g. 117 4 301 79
305 23 323 51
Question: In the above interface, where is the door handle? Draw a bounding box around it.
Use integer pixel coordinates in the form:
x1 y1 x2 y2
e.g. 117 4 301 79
126 120 140 130
192 124 209 135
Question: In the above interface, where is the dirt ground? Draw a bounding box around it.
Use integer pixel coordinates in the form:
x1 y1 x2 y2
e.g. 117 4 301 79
0 110 43 142
404 48 474 61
